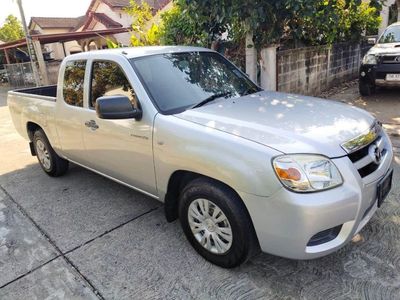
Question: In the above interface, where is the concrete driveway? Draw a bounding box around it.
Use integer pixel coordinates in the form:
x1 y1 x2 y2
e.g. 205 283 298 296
328 85 400 150
0 86 400 299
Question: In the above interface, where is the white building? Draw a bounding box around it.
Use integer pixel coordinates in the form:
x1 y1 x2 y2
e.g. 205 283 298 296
29 0 171 60
29 16 86 60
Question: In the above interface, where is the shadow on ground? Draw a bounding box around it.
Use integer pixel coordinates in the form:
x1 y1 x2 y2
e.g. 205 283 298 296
331 87 400 126
1 156 400 299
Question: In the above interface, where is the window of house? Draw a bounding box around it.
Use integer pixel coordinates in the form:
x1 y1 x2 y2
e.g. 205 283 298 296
90 60 138 109
63 60 86 107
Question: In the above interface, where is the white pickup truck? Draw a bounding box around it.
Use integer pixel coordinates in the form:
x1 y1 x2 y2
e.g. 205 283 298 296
8 46 393 268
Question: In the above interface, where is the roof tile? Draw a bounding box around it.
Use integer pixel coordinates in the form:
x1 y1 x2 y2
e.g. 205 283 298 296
30 16 86 30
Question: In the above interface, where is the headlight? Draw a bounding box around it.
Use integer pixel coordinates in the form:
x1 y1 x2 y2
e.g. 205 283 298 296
272 155 343 192
362 54 377 65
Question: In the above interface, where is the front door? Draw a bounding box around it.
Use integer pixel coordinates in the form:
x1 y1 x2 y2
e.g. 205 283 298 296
80 59 157 195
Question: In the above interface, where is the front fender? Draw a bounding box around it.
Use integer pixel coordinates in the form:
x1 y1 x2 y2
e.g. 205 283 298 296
154 115 283 200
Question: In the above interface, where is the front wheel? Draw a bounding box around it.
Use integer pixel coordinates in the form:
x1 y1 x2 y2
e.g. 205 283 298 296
359 80 375 96
179 177 259 268
33 129 69 177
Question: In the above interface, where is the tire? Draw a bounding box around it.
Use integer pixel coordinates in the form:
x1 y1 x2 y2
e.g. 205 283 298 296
33 129 69 177
179 177 259 268
359 80 374 96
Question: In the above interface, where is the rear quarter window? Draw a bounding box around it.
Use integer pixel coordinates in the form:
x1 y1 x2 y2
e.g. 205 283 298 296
63 60 86 107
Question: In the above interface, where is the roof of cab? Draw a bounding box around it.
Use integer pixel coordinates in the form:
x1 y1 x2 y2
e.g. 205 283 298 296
68 46 213 60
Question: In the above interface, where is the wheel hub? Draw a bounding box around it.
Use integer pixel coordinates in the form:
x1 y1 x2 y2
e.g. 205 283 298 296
205 218 216 232
187 198 233 254
36 139 51 170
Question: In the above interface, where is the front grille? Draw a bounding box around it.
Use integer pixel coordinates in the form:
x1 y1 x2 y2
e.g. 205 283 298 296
358 162 380 178
348 145 370 163
347 135 385 178
381 56 400 64
307 225 343 247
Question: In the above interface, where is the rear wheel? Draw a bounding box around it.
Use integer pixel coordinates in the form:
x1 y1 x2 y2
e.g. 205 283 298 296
33 129 69 177
179 177 259 268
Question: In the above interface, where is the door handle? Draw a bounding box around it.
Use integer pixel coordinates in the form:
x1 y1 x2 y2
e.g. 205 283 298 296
85 120 99 130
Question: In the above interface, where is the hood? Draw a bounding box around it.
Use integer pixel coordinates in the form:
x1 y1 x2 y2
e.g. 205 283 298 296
369 43 400 55
174 91 375 157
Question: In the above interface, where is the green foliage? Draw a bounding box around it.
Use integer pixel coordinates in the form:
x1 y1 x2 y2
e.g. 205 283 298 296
106 38 120 49
124 0 161 46
159 0 383 48
0 15 24 42
288 0 382 45
159 3 208 46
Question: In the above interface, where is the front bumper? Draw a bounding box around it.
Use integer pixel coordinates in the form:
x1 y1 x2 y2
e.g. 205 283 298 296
241 134 394 260
360 63 400 87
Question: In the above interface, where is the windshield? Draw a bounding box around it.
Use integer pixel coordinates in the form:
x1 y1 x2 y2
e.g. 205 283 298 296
379 25 400 44
130 52 260 114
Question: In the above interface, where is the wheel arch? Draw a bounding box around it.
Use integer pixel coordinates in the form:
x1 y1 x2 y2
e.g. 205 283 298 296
27 121 43 141
165 170 261 259
164 170 256 230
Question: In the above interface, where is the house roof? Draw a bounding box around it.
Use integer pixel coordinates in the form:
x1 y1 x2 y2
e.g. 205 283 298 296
82 13 123 31
87 0 170 13
29 16 86 30
0 27 130 50
73 16 88 31
104 0 130 7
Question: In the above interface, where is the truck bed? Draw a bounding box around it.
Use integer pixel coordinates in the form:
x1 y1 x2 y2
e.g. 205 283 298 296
11 85 57 100
7 85 58 145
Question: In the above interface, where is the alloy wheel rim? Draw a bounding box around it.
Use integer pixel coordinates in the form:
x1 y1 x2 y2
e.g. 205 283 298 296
36 139 51 170
188 198 233 254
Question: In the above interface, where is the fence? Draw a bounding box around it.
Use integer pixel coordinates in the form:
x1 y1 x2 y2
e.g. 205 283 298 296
276 43 371 96
4 62 36 88
3 61 61 88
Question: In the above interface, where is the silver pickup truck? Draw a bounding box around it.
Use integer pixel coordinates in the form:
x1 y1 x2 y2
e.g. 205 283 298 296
8 46 394 268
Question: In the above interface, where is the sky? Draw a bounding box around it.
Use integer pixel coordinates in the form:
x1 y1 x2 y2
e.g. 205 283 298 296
0 0 93 26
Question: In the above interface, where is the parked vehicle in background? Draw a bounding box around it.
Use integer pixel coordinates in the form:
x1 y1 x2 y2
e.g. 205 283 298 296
8 46 394 268
359 22 400 95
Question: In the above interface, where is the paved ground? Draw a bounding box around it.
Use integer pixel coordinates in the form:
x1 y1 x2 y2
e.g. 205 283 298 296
0 85 399 299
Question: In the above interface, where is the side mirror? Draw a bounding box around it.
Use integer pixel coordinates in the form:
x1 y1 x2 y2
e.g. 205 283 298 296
367 37 377 45
95 95 142 120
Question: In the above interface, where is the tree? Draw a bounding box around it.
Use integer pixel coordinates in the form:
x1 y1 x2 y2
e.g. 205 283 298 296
0 15 24 42
160 3 208 46
125 0 162 46
160 0 382 82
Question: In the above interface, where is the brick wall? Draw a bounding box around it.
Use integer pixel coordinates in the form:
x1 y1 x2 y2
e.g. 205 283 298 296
277 43 370 96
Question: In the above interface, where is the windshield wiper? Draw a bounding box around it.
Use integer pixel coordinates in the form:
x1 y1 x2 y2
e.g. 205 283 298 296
191 92 232 109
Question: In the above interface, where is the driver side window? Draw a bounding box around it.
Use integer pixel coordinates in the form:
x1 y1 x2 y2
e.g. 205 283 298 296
90 60 139 109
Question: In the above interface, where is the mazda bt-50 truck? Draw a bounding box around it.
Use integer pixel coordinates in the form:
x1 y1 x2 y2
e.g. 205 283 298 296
8 47 394 268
